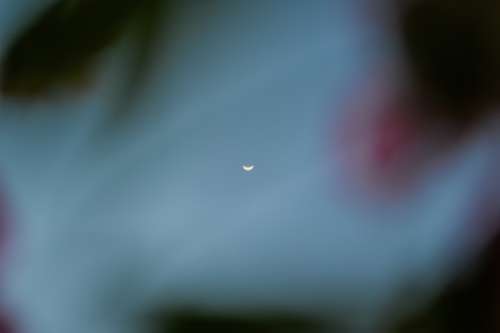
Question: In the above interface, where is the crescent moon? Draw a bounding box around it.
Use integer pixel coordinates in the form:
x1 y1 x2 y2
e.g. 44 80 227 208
242 164 254 172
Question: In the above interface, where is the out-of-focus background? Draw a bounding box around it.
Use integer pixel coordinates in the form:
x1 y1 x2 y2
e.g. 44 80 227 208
0 1 498 332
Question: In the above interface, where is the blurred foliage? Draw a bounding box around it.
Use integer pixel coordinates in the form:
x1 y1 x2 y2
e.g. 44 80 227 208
398 0 500 129
144 307 336 333
0 0 167 98
391 229 500 333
